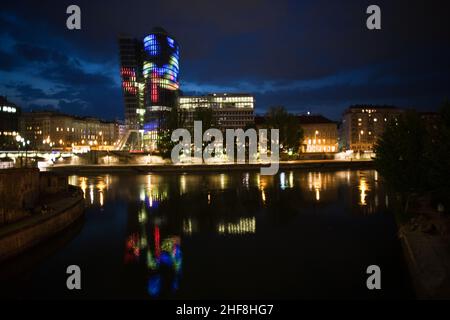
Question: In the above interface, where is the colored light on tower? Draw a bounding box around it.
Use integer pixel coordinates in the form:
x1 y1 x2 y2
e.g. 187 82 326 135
143 29 180 108
154 226 160 258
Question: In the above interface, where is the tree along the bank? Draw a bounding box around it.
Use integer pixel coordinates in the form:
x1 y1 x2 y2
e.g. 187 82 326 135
427 100 450 208
374 101 450 212
157 107 186 158
264 106 303 154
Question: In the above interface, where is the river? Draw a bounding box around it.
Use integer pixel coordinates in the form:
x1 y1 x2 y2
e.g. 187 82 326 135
0 169 413 299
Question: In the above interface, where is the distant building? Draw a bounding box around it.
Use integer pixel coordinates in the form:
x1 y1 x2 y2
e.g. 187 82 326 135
254 113 338 154
0 96 21 149
20 111 119 150
340 105 403 152
179 93 255 132
419 111 441 130
298 115 338 153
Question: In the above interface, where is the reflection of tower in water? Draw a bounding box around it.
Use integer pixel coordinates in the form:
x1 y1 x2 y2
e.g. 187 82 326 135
124 174 181 298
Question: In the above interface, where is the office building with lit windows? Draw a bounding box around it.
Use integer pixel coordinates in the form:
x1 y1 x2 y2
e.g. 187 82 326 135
118 36 144 129
0 96 21 149
179 93 255 132
142 28 180 112
118 28 180 151
118 29 180 127
20 111 118 150
142 28 180 147
340 105 404 152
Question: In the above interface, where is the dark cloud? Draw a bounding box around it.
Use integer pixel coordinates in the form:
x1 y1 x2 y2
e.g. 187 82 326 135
0 0 449 120
40 62 115 87
14 43 54 62
58 99 88 112
28 103 58 111
0 51 15 71
5 83 77 102
4 83 51 102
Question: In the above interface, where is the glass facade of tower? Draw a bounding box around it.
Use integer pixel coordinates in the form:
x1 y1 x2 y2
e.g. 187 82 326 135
143 30 180 112
118 29 179 132
118 37 145 129
118 28 180 151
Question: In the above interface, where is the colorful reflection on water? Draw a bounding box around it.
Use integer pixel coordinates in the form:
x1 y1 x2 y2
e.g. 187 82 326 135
125 231 182 297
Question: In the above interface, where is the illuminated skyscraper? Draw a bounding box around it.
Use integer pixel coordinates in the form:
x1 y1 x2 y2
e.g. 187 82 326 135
118 29 180 129
142 27 180 112
117 28 180 151
118 36 144 129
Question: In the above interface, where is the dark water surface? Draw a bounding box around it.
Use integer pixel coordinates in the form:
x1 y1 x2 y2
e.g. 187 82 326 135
1 169 413 299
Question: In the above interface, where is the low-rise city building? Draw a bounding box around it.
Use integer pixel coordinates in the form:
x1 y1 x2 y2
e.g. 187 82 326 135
255 113 338 154
298 115 338 153
20 111 119 150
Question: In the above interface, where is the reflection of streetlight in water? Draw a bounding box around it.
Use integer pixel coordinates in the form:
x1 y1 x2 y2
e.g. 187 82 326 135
359 176 370 206
89 184 94 204
308 172 322 201
257 174 268 204
180 175 186 195
79 177 87 199
97 181 105 207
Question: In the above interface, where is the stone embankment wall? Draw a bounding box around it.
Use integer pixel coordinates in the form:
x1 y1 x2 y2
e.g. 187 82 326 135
0 168 70 225
0 189 84 261
0 168 40 225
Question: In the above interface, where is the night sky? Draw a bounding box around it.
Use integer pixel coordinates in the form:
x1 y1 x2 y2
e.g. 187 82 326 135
1 0 449 121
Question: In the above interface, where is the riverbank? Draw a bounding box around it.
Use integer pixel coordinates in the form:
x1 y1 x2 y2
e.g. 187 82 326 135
0 186 85 262
399 213 450 299
48 159 374 174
